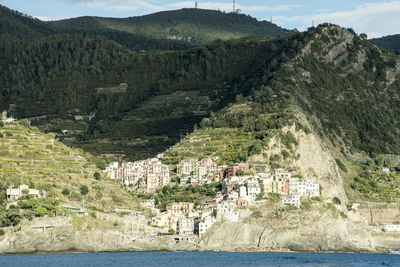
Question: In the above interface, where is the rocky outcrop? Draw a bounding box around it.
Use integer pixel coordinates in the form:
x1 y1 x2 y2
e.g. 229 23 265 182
0 216 198 254
200 203 375 252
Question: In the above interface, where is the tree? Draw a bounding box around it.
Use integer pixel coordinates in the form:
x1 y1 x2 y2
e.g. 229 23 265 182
359 33 368 40
94 172 101 180
80 185 89 196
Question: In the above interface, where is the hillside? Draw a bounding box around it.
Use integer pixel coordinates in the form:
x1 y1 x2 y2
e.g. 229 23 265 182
162 24 400 203
0 4 190 51
0 120 139 228
51 8 292 47
370 34 400 53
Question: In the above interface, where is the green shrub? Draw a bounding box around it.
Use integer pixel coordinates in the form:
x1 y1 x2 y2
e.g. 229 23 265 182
62 188 70 196
94 172 101 180
80 185 89 196
0 229 4 236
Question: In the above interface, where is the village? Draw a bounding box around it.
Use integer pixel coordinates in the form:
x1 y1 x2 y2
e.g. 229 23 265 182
104 156 321 237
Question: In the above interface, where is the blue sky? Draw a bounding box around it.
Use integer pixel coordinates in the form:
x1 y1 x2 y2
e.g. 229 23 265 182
1 0 400 38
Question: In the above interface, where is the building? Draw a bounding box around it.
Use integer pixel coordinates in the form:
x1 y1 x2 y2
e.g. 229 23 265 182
198 216 216 236
105 158 169 190
226 163 250 178
237 198 249 208
166 202 195 215
239 185 247 197
152 213 170 229
178 217 195 235
253 164 269 174
2 111 16 123
382 223 400 233
274 169 291 180
246 178 262 197
289 178 320 197
282 195 300 207
6 185 41 200
176 159 198 177
216 201 239 222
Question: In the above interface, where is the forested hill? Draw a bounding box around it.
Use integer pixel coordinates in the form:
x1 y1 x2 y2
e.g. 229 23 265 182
0 5 189 51
0 5 291 51
370 34 400 54
52 8 291 46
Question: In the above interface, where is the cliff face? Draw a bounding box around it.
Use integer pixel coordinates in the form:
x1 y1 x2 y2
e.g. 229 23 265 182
200 205 375 252
0 216 197 254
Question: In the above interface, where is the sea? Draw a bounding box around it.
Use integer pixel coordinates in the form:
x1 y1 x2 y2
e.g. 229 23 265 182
0 251 399 267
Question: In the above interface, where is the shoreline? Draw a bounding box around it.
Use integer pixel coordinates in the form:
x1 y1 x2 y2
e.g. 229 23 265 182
0 248 390 256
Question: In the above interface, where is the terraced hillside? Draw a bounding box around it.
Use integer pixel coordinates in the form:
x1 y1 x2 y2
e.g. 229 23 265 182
0 121 138 215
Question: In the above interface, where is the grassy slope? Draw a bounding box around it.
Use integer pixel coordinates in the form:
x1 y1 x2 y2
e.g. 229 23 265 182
0 121 138 212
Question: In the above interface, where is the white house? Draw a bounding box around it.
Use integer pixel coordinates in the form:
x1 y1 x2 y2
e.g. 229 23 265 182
198 216 216 236
246 178 261 197
282 195 300 207
6 185 41 201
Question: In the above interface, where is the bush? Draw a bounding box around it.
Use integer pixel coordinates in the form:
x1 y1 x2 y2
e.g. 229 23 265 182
0 229 4 236
80 185 89 196
62 188 70 196
94 172 101 180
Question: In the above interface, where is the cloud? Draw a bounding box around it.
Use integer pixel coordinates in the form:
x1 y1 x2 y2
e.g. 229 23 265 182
272 1 400 38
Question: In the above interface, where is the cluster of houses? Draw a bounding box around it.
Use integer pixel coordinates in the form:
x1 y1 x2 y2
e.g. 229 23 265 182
104 157 170 190
143 199 237 237
220 168 320 208
104 156 321 236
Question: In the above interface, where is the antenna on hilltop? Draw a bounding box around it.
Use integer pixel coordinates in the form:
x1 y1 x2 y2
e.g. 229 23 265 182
233 0 236 13
195 1 198 9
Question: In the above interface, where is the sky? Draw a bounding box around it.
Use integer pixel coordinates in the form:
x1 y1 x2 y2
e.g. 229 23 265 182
1 0 400 38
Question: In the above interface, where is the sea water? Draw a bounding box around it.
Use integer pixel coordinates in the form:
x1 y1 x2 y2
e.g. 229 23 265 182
0 251 399 267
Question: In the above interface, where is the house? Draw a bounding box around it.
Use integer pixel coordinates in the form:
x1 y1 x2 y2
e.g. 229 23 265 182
260 178 273 194
237 198 249 208
274 168 291 180
226 163 250 178
152 213 170 229
176 159 198 177
382 223 400 233
216 201 239 222
282 195 300 207
246 178 262 197
166 202 195 215
178 217 195 235
6 185 41 200
198 216 216 236
239 185 247 197
289 178 320 197
253 164 269 174
265 179 289 195
2 111 16 123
